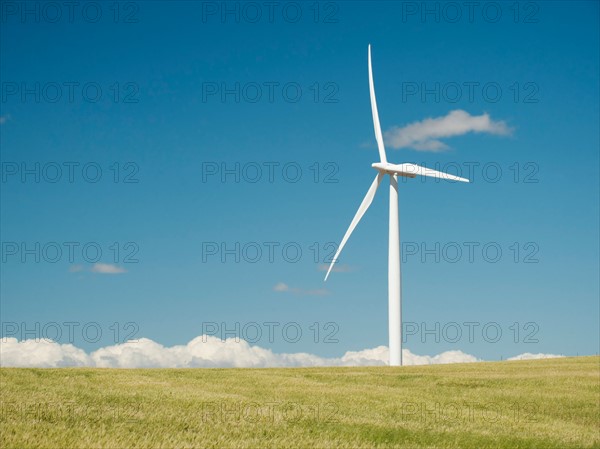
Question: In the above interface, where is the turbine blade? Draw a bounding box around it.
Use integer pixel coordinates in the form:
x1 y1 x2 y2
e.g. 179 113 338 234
324 173 384 281
396 163 470 183
368 45 387 163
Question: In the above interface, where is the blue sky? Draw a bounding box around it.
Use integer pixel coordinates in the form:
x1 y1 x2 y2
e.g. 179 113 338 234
1 1 598 363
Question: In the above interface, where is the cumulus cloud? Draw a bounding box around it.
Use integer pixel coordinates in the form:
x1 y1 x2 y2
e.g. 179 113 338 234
0 336 564 368
0 338 91 368
384 110 512 151
273 282 329 296
90 263 126 274
507 352 564 361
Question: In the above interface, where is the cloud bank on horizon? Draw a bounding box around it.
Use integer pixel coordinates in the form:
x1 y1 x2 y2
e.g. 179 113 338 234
0 336 564 368
384 110 512 151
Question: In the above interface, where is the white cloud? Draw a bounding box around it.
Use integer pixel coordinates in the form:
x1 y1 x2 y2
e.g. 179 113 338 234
90 263 126 274
68 264 127 274
273 282 290 292
273 282 329 296
507 352 564 361
0 336 564 368
340 346 389 366
0 338 91 367
405 349 482 365
384 110 512 151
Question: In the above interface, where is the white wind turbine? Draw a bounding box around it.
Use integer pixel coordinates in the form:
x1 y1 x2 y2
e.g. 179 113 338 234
324 45 470 367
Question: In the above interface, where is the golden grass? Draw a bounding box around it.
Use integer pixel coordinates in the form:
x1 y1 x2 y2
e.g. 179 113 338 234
1 356 598 448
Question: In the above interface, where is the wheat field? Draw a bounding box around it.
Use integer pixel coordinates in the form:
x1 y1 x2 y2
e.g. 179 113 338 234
1 356 598 448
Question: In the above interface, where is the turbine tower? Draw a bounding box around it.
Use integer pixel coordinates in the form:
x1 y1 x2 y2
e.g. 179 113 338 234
324 45 469 366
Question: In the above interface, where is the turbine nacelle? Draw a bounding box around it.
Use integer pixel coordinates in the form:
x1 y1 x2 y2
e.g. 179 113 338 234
372 162 470 183
372 162 416 178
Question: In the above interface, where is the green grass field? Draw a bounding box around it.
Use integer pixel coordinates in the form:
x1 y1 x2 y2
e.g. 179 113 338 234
1 356 598 448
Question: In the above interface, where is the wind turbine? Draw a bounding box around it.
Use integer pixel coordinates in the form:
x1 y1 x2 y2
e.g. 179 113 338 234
324 45 469 367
